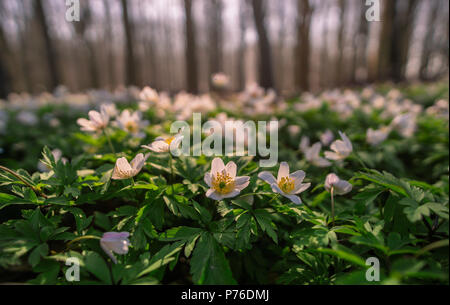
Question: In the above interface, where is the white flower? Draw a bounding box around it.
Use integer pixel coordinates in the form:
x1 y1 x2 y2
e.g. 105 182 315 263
115 109 148 137
77 108 109 132
17 111 38 126
211 73 230 88
111 153 146 180
299 136 310 153
288 125 301 137
320 129 334 146
204 158 250 201
101 103 118 118
100 232 130 264
258 162 311 205
139 86 159 103
324 173 352 195
141 129 184 153
366 126 391 146
390 113 417 138
325 131 353 161
304 142 331 167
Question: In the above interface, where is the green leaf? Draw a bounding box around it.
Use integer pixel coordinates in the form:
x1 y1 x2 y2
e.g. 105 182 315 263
316 244 366 267
253 209 278 244
190 233 237 285
28 244 49 267
84 251 112 284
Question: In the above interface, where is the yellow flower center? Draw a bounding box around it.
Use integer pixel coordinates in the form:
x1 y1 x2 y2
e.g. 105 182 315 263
165 136 175 145
212 171 235 194
125 121 139 133
278 176 295 194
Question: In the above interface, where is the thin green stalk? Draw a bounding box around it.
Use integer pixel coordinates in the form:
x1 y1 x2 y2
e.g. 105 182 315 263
331 187 335 227
0 165 47 198
103 128 116 154
169 153 175 195
268 193 279 204
352 152 368 170
66 235 101 250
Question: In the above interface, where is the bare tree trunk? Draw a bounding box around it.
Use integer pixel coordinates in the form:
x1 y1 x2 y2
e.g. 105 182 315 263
184 0 198 93
420 0 440 80
352 1 369 84
336 0 347 86
377 0 417 82
73 3 100 89
275 0 286 92
34 0 60 90
103 0 117 89
392 0 418 81
0 21 12 98
121 0 136 86
207 0 223 78
295 0 312 92
320 2 330 89
237 0 247 91
251 0 274 89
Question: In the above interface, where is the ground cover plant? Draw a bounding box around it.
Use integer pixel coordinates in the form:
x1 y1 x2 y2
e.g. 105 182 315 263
0 81 448 285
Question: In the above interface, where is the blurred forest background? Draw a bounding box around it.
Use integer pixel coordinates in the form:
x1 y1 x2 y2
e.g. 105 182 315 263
0 0 448 98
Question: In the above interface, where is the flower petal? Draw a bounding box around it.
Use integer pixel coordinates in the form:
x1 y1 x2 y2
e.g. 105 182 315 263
258 171 277 185
234 176 250 191
221 189 241 199
206 189 224 201
204 172 212 187
130 153 145 171
211 157 225 175
290 170 306 183
293 182 311 194
277 162 290 181
282 193 302 205
225 161 237 178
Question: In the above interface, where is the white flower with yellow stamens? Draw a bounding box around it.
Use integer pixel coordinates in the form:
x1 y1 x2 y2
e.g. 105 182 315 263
204 158 250 201
258 162 311 205
141 129 184 154
111 153 146 180
324 131 353 161
115 109 148 138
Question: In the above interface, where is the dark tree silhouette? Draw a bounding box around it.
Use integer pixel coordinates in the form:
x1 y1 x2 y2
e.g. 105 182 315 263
121 0 137 86
251 0 274 90
295 0 312 91
184 0 199 93
34 0 60 90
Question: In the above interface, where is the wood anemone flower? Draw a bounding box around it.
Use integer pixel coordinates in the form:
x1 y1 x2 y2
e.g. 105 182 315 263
324 173 352 195
141 131 184 153
258 162 311 205
100 232 130 264
325 131 353 161
111 153 146 180
304 142 331 167
77 108 109 132
204 157 250 201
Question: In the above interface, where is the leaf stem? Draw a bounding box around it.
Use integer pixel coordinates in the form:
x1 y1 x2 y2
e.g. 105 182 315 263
66 235 101 249
331 186 335 227
169 153 175 195
0 165 48 198
103 128 116 154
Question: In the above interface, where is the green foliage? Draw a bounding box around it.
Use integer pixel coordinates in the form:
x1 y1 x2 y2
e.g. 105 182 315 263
0 83 448 285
